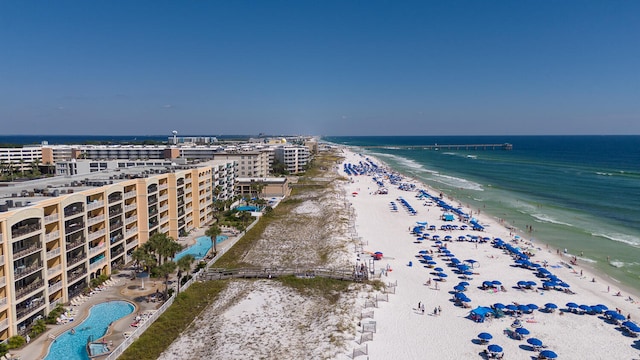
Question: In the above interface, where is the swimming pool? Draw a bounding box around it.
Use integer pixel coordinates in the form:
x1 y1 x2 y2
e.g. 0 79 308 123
236 205 261 212
174 235 228 261
46 300 134 360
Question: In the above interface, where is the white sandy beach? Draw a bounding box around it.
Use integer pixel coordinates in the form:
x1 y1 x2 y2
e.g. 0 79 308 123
341 148 640 359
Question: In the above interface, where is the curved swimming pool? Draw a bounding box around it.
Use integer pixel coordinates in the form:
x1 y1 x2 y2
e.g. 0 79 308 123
174 235 228 261
46 300 135 360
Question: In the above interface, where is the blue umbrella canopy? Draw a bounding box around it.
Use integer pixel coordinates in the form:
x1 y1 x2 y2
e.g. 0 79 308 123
457 264 471 272
483 281 494 287
517 305 530 312
454 285 466 292
422 255 433 260
427 260 437 265
493 303 506 309
487 344 503 353
463 270 473 276
597 304 609 310
451 258 461 264
506 304 518 311
517 280 528 287
566 302 579 308
458 281 470 286
526 281 537 287
579 305 592 312
465 259 478 264
437 272 448 278
478 332 493 340
590 305 604 313
515 327 530 335
491 280 502 286
544 303 558 309
611 312 626 321
527 338 543 347
527 304 539 310
539 350 558 359
434 267 444 272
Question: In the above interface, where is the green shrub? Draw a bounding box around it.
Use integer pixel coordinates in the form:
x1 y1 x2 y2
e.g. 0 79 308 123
7 335 25 349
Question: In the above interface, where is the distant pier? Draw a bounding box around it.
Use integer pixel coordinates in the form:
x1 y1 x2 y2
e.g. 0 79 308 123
362 143 513 151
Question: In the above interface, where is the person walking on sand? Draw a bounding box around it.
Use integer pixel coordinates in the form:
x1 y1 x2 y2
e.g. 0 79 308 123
418 301 421 309
438 306 442 315
421 304 425 314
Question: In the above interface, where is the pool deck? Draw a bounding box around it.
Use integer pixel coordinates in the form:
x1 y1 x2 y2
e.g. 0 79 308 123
13 222 244 360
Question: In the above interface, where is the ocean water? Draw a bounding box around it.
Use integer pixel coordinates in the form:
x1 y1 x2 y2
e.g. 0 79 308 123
324 136 640 292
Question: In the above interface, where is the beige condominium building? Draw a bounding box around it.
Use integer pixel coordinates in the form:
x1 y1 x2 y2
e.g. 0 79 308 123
0 159 236 340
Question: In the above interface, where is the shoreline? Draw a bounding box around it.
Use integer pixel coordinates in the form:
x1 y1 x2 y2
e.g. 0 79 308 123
340 146 640 359
342 143 640 303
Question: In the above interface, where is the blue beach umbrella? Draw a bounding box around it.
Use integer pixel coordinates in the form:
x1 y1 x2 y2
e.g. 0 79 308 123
527 304 539 310
566 302 579 309
487 344 503 353
506 304 518 311
515 327 530 336
526 281 537 287
544 303 558 309
458 281 470 287
491 280 502 286
478 332 493 341
597 304 609 310
493 303 506 310
434 267 444 272
527 338 543 347
426 260 437 265
437 272 448 278
517 305 530 313
539 350 558 359
579 305 592 312
418 250 429 254
454 285 466 292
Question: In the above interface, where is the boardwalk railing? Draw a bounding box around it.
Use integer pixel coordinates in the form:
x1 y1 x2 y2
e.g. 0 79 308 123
202 267 368 282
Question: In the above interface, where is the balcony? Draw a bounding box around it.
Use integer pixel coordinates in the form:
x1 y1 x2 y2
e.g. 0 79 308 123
124 203 137 212
49 298 63 311
87 200 104 211
0 276 5 287
44 213 60 224
110 221 123 231
11 223 41 239
16 279 44 300
159 194 169 202
124 227 138 239
87 214 105 226
0 298 6 309
185 178 192 185
89 243 106 256
45 230 60 242
46 247 61 260
67 254 86 267
159 183 168 191
15 263 43 280
47 280 63 294
13 243 43 260
90 258 106 270
148 196 158 205
68 268 87 283
47 264 62 277
64 206 84 218
108 194 123 204
88 228 106 241
65 223 85 235
109 209 123 218
17 302 46 320
125 216 137 226
66 239 85 251
159 204 169 213
124 190 137 199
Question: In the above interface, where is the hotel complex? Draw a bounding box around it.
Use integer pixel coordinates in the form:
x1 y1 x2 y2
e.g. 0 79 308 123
0 159 237 340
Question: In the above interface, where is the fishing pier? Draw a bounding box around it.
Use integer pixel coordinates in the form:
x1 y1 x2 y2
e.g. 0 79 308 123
362 143 513 151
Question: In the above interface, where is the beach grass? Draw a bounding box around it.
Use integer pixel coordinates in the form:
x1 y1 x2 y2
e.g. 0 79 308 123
118 280 228 360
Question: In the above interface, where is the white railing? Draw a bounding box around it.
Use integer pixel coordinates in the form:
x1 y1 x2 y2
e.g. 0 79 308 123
124 203 137 212
0 297 6 308
0 256 4 266
0 318 8 329
46 247 61 260
88 214 105 226
88 228 107 241
90 258 107 270
159 194 169 202
125 216 137 225
49 298 63 311
45 230 60 242
0 276 5 287
44 213 60 224
158 184 168 191
87 200 105 211
125 227 138 239
89 244 106 256
48 281 63 294
124 191 137 199
47 264 62 277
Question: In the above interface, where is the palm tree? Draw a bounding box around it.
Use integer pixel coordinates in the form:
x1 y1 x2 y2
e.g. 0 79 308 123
205 224 221 256
176 255 195 294
155 261 177 299
146 232 181 266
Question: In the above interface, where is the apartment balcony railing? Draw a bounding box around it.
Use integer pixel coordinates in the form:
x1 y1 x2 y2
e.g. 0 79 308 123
90 258 107 270
47 264 62 277
67 269 87 283
15 263 43 280
67 254 86 267
87 200 104 211
89 243 106 256
125 240 137 250
159 224 169 234
88 228 106 241
11 223 41 239
185 178 192 185
108 195 123 204
159 194 169 202
0 297 6 308
66 239 85 251
65 223 85 235
110 221 123 231
13 243 43 260
64 207 84 218
0 232 3 243
0 318 8 330
47 280 63 294
109 209 123 218
0 276 5 287
87 214 105 226
16 279 44 300
44 213 60 224
17 302 46 320
46 247 61 260
124 190 136 199
124 227 138 239
49 298 63 311
45 230 60 242
125 216 137 226
159 184 168 191
148 197 158 205
124 203 137 212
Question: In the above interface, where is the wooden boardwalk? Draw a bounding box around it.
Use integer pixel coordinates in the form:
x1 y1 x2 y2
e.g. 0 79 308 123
202 267 369 282
362 143 513 151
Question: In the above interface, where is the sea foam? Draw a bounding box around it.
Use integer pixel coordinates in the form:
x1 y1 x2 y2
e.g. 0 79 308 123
592 232 640 248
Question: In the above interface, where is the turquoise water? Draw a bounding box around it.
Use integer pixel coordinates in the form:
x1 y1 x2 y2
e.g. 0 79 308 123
174 235 228 261
236 205 260 212
325 135 640 292
45 301 134 360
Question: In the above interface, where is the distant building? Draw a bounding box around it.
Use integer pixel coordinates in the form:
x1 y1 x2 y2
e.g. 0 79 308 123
274 145 310 174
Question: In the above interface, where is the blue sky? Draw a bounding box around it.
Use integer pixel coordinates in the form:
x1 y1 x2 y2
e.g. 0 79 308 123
1 1 639 136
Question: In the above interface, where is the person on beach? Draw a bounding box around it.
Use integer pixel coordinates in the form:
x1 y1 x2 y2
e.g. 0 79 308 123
421 304 425 314
438 306 442 315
